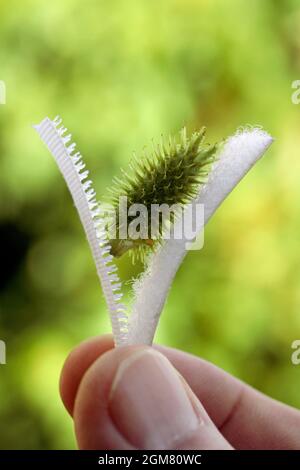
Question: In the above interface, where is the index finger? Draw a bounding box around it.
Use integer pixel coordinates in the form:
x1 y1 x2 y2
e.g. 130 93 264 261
158 345 300 450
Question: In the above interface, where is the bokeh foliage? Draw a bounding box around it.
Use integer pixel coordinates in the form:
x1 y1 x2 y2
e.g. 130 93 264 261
0 0 300 449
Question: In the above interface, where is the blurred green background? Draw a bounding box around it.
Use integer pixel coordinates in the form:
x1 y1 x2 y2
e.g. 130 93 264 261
0 0 300 449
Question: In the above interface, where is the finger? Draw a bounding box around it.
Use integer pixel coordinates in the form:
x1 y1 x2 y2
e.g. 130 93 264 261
158 345 300 450
60 334 114 415
74 345 233 449
60 335 300 449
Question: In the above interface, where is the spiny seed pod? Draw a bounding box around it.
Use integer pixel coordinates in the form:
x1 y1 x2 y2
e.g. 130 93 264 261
107 127 219 261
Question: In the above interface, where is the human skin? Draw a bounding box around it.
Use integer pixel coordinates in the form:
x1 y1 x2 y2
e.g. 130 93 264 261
60 335 300 450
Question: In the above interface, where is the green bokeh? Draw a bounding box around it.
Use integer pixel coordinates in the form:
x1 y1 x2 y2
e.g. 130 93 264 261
0 0 300 449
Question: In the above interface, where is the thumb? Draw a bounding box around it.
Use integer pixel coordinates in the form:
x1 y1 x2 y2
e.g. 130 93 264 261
74 346 233 450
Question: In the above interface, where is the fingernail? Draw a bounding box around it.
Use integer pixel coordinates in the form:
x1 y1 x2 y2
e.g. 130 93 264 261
109 349 202 449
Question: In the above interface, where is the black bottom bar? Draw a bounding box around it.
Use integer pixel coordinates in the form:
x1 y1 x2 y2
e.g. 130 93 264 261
0 450 299 467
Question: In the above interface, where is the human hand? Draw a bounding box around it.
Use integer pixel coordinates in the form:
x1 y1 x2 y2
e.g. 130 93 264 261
60 335 300 450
